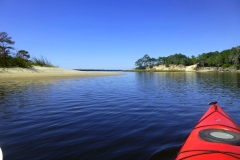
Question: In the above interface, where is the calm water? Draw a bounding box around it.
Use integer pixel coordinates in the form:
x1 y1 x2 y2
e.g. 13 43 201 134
0 72 240 160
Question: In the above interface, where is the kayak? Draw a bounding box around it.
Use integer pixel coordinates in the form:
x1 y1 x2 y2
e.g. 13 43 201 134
176 102 240 160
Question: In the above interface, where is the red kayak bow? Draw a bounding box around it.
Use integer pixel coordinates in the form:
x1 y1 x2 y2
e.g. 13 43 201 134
176 102 240 160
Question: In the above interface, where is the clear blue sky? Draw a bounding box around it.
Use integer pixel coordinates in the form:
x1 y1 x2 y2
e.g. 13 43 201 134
1 0 240 69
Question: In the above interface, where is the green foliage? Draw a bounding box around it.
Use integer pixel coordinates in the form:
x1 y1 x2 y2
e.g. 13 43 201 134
17 50 30 59
135 46 240 69
10 56 32 68
0 32 15 58
0 32 54 68
164 53 188 65
222 64 231 68
0 55 54 68
0 56 31 68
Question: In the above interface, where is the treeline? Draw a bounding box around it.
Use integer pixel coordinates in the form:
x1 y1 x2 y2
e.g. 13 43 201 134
135 46 240 69
0 32 53 68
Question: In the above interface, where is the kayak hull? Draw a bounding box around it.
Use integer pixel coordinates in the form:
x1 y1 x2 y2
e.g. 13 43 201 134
176 103 240 160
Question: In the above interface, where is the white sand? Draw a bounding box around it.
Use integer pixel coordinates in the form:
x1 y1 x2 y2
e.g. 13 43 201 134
153 64 197 71
0 66 123 80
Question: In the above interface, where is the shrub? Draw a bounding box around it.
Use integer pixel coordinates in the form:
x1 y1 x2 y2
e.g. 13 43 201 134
222 64 230 68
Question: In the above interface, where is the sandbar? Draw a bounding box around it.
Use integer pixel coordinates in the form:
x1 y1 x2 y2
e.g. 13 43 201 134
0 66 123 80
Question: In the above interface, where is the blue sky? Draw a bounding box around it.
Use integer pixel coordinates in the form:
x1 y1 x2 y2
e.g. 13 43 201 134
1 0 240 69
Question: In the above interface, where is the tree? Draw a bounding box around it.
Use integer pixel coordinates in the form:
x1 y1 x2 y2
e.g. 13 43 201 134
149 58 157 68
221 49 231 64
135 54 152 69
142 54 151 67
190 55 198 65
17 50 30 59
135 58 145 69
0 32 15 58
229 46 240 67
134 45 240 69
198 53 208 67
215 54 223 67
157 57 164 65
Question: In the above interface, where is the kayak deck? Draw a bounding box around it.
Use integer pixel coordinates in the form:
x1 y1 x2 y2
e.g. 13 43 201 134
176 102 240 160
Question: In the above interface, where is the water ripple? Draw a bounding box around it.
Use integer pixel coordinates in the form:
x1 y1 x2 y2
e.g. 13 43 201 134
0 72 240 159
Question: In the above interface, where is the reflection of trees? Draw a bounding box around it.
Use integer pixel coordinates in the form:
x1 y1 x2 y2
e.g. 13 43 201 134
134 72 240 102
195 72 240 95
136 72 240 90
135 72 198 89
134 72 199 102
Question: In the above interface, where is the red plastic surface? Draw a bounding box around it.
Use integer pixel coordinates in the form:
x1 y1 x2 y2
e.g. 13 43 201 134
176 104 240 160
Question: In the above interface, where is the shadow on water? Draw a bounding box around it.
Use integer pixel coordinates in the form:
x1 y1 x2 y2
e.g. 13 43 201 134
148 145 182 160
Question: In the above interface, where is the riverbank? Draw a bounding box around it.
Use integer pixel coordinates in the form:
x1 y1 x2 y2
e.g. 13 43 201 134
124 64 240 72
0 66 123 80
123 69 185 72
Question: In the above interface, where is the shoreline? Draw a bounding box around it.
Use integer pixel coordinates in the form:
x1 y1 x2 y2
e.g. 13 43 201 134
0 66 123 80
124 69 240 73
124 64 240 72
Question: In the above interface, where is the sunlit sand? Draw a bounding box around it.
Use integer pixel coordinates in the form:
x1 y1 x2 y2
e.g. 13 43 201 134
0 66 123 80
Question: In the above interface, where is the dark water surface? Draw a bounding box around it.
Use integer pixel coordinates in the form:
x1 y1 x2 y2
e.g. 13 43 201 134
0 72 240 160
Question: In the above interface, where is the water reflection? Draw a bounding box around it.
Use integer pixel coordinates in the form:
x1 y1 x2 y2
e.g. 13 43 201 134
0 79 65 122
135 72 240 96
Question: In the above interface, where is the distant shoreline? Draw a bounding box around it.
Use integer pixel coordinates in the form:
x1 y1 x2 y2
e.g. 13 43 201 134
123 69 240 72
123 69 185 72
0 66 123 80
74 69 123 71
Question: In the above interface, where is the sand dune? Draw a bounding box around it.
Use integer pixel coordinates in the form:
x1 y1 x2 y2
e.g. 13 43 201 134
0 66 122 80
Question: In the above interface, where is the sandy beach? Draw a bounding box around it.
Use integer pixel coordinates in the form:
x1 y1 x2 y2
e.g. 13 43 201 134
0 66 123 80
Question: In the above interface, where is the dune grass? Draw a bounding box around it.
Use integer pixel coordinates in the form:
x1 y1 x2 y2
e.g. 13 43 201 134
0 56 54 68
31 56 54 67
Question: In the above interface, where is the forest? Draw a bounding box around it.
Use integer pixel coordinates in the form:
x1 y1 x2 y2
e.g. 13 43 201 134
135 46 240 69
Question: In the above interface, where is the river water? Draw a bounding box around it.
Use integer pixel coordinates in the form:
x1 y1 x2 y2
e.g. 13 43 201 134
0 72 240 160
